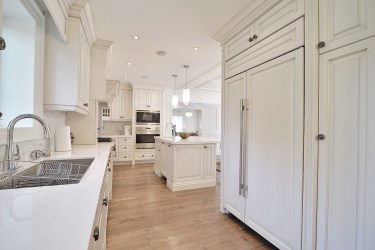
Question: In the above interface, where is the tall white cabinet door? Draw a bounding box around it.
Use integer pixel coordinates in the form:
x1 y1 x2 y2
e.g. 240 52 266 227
222 72 246 221
317 37 375 250
319 0 375 54
244 48 304 250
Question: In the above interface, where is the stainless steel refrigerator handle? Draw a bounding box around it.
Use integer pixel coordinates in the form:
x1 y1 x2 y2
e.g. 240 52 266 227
239 99 244 196
242 99 247 198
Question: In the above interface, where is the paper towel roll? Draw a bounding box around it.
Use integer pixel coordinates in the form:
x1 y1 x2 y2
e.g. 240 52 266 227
55 126 72 152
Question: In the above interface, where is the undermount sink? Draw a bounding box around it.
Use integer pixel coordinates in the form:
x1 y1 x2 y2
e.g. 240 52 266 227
0 158 95 190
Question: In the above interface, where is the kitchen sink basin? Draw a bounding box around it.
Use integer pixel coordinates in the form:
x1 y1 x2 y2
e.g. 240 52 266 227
0 158 94 190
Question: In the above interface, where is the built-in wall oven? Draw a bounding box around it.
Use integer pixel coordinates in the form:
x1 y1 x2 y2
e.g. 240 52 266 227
135 126 160 149
136 110 160 125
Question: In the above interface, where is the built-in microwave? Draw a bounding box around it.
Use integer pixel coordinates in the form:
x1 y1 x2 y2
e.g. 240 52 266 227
136 110 160 125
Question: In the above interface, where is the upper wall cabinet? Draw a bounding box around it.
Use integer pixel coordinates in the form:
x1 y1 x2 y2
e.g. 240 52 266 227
111 87 132 120
134 89 163 110
224 0 304 61
318 0 375 54
44 15 91 115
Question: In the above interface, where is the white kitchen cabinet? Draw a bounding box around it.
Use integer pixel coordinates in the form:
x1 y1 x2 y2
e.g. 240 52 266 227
223 72 247 221
111 137 119 161
244 48 304 250
88 151 112 250
111 87 132 120
159 142 172 178
44 15 91 115
224 0 304 61
135 149 155 160
225 17 304 79
317 37 375 250
134 89 163 110
318 0 375 54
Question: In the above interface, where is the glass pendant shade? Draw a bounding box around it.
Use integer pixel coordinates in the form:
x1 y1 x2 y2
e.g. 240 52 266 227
171 94 179 107
182 88 190 105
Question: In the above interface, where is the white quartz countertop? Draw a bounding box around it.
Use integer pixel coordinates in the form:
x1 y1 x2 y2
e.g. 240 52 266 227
155 136 220 145
0 143 113 250
101 135 132 138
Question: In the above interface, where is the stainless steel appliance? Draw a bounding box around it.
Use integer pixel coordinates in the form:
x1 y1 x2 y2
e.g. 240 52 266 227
136 110 160 125
135 126 160 149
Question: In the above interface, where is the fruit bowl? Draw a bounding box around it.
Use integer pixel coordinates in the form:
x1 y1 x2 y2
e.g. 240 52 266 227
178 132 191 139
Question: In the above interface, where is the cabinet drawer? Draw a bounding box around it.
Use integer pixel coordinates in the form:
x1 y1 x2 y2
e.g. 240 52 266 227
225 17 304 79
118 143 132 151
118 153 132 161
118 137 132 143
224 0 303 61
135 152 155 159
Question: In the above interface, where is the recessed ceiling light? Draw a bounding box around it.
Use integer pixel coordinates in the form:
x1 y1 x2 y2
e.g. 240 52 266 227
127 62 132 66
124 77 128 80
156 50 167 56
193 47 199 51
132 35 139 40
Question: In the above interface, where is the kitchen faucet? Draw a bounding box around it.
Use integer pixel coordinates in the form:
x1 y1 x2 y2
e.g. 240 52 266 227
165 123 177 137
3 114 51 172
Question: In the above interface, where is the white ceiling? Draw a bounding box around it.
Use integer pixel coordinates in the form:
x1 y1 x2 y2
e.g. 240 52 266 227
90 0 251 104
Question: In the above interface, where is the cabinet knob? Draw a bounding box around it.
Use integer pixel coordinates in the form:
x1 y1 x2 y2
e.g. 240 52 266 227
120 116 124 118
318 41 326 48
0 36 6 50
317 134 326 140
84 103 89 107
108 168 112 172
248 37 253 42
253 34 257 40
204 146 207 148
102 197 109 206
93 226 99 241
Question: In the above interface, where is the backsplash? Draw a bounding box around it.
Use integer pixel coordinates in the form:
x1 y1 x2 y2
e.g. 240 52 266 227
0 111 67 162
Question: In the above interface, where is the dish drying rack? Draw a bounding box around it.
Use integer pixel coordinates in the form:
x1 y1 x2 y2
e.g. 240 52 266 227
0 161 86 189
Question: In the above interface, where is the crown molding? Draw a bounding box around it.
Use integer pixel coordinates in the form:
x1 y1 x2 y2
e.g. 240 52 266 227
93 39 113 49
212 0 280 45
69 1 96 47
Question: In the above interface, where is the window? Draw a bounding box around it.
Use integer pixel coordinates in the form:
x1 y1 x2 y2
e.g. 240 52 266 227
0 0 44 142
172 116 183 132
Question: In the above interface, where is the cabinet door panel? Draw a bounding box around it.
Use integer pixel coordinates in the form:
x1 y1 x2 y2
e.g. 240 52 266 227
149 90 162 109
203 144 216 180
135 89 148 109
254 0 304 43
174 145 203 182
222 73 246 221
317 37 375 250
224 24 255 61
319 0 375 54
245 48 304 250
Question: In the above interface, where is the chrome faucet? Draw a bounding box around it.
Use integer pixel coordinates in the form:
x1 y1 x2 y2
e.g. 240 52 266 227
165 123 177 137
3 114 51 171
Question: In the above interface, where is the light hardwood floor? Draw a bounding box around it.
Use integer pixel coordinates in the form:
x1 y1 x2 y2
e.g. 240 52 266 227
106 164 276 250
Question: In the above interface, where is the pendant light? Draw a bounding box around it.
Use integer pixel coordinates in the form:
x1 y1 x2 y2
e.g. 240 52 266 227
171 74 178 108
183 65 190 105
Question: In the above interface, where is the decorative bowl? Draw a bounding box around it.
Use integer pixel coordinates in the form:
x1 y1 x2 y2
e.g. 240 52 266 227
179 132 191 139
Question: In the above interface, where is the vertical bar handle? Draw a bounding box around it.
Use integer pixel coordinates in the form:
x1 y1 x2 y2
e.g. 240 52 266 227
239 99 244 196
241 99 247 198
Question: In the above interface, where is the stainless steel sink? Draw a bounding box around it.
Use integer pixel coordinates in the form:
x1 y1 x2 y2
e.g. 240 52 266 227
0 158 94 190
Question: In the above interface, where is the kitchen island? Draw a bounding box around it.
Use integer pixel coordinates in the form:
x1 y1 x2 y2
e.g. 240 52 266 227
0 143 113 250
154 136 220 191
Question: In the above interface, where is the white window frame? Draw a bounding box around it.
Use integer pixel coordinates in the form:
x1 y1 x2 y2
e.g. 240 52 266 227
0 0 45 143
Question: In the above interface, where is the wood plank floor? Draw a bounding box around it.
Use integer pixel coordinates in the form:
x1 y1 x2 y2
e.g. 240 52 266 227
106 164 276 250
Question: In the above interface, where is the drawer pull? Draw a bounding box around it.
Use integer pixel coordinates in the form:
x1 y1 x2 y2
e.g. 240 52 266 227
108 168 112 172
103 197 109 206
248 37 253 42
318 41 326 48
253 34 257 40
93 226 99 241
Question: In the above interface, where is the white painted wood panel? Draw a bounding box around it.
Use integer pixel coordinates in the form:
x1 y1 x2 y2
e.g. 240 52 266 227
149 90 162 109
135 89 148 109
203 144 216 180
224 24 255 61
225 17 304 79
254 0 304 43
319 0 375 54
317 37 375 250
245 48 304 250
174 145 203 182
222 73 246 221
